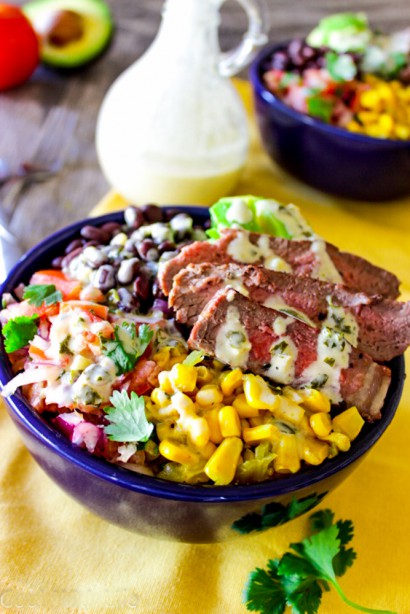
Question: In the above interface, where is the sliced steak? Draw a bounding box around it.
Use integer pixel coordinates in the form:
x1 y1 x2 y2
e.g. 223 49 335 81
170 263 410 362
188 288 391 421
159 229 400 299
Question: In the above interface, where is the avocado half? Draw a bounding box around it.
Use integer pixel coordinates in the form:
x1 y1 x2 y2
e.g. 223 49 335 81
24 0 113 69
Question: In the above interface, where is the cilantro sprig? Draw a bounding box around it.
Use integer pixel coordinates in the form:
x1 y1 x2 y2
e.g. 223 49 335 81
23 284 62 306
104 390 154 443
2 315 38 352
103 322 153 375
244 509 396 614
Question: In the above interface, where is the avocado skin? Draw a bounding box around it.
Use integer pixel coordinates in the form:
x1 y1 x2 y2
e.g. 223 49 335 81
24 0 114 69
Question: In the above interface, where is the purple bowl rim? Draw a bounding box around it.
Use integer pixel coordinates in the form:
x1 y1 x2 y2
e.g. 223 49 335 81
249 41 410 148
0 208 405 503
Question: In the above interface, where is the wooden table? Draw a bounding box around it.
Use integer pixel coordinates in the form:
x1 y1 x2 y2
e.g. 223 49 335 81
1 0 410 252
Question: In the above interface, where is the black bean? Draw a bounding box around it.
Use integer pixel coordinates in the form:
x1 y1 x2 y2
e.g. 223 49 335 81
80 225 110 243
164 207 184 221
141 203 164 223
61 246 84 268
65 238 84 254
124 206 144 229
133 274 150 301
152 279 166 300
124 239 138 255
94 265 116 292
158 240 176 254
117 287 140 312
117 258 141 285
101 221 123 236
52 256 64 269
137 239 159 261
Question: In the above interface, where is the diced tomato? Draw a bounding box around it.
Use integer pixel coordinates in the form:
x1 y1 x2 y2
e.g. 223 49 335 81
59 300 109 320
116 359 161 396
0 299 58 322
29 270 82 300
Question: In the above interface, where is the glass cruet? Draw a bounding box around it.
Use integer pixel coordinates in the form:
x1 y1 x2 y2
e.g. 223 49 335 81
96 0 269 205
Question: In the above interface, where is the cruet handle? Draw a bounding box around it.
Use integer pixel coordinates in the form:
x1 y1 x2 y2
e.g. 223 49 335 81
217 0 270 77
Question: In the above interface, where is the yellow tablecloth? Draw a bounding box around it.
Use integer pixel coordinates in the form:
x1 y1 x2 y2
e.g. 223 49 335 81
1 81 410 614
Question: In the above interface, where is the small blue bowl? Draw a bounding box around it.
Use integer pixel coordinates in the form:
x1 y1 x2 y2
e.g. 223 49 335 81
0 209 405 542
249 42 410 201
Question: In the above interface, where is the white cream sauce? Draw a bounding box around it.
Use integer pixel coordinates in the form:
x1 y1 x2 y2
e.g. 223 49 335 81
265 336 298 385
310 239 343 284
226 197 254 225
255 200 315 239
299 298 359 403
227 231 292 272
215 306 251 368
263 296 317 329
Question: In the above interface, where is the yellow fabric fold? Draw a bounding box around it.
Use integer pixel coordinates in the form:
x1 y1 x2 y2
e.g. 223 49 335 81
1 80 410 613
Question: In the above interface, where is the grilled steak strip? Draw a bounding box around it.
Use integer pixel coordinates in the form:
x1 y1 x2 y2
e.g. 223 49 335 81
188 288 391 421
159 229 400 299
170 263 410 362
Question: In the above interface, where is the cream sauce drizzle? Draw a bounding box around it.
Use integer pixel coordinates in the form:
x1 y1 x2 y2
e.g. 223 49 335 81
215 306 251 368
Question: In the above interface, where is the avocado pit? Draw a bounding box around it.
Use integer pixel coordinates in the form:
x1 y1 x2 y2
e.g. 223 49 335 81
45 9 84 47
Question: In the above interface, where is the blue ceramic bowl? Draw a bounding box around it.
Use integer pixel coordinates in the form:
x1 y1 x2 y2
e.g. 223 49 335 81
0 209 405 543
249 42 410 201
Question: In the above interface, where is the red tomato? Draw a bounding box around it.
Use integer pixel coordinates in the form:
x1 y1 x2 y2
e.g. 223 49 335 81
0 4 39 91
29 270 82 300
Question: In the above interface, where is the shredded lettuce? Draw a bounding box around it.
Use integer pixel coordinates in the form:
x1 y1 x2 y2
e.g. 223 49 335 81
307 12 371 53
207 196 314 240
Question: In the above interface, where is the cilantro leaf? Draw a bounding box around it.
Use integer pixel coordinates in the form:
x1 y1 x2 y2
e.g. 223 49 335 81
183 350 205 366
300 524 340 582
104 390 154 443
23 284 62 306
2 315 38 352
244 508 397 614
103 322 153 375
244 560 287 614
309 508 335 532
306 97 334 123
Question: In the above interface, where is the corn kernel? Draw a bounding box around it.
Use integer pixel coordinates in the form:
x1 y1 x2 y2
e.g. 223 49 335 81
249 416 264 427
159 440 198 465
220 368 243 396
283 386 306 404
243 423 280 445
151 387 170 408
309 412 332 438
298 436 329 465
274 434 300 474
196 385 223 407
233 393 260 418
204 408 224 444
186 416 210 448
332 406 364 441
323 432 351 452
169 363 197 393
156 422 176 442
360 89 381 110
302 389 331 413
274 396 305 425
153 347 171 369
243 374 280 410
171 391 196 414
204 437 243 485
198 440 217 459
196 365 213 385
158 370 174 394
218 406 241 437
